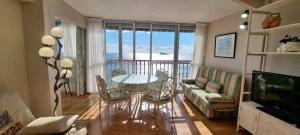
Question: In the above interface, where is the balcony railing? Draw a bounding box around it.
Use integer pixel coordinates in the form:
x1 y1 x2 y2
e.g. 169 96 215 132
106 60 192 88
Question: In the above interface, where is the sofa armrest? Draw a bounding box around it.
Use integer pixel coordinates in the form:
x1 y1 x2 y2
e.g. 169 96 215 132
181 79 196 84
206 95 234 103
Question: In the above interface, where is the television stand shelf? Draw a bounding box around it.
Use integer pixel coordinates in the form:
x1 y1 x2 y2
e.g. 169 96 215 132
239 101 300 135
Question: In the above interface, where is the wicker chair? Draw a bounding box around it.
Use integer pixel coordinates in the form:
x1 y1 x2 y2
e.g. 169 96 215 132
111 68 127 88
139 77 176 128
96 75 130 118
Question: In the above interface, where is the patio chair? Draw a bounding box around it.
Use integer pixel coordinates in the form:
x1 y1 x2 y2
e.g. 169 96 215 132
111 68 127 88
96 75 130 119
148 70 168 90
111 68 127 77
139 77 176 128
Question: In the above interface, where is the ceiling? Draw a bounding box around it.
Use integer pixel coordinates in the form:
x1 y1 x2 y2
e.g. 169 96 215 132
64 0 243 23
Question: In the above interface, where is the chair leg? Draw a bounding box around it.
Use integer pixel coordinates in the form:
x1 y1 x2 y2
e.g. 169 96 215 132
139 100 143 120
99 99 102 117
156 104 160 131
171 101 174 120
107 103 110 122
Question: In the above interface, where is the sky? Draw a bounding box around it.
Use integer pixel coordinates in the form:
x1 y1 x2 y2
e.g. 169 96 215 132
106 30 195 60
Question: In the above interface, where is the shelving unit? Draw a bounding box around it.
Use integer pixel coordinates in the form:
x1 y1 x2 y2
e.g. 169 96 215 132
251 22 300 33
256 0 299 12
236 0 300 133
248 52 300 55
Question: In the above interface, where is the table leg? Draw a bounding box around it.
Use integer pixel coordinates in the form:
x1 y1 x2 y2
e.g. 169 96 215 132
129 90 132 113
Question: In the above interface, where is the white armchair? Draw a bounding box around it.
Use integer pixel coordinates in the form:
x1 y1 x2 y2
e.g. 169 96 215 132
0 90 87 135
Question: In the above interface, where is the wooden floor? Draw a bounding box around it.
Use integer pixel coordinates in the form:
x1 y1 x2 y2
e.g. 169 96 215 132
62 93 250 135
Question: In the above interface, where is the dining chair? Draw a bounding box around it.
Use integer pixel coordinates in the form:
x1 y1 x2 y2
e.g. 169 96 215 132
96 75 130 119
148 70 168 90
111 68 127 88
111 68 127 77
139 77 176 128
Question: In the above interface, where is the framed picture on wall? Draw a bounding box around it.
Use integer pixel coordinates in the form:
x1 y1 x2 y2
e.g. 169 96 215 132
214 32 237 58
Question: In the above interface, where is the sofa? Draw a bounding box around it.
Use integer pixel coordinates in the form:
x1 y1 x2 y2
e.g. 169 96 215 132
180 66 242 118
0 90 87 135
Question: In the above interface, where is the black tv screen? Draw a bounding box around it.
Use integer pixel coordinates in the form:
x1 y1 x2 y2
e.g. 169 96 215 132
251 71 300 119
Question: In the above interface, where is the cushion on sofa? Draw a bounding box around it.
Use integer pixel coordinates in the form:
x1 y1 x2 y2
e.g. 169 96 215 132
206 94 234 103
205 81 222 93
16 115 78 135
222 74 242 98
0 111 23 135
181 79 196 84
195 77 208 89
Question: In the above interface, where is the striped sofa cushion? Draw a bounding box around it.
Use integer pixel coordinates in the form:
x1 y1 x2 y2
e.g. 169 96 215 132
196 66 205 79
222 74 242 99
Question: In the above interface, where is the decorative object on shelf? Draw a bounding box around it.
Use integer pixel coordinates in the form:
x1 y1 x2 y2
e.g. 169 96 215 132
277 35 300 52
38 27 73 116
261 13 281 29
214 32 237 58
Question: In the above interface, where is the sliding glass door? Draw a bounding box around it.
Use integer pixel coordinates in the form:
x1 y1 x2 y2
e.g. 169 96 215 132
104 21 195 89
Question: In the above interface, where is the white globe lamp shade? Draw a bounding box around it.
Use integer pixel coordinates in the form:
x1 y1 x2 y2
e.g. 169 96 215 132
60 58 73 68
41 35 56 46
239 24 246 30
39 47 54 58
50 27 63 38
60 69 72 78
241 13 248 19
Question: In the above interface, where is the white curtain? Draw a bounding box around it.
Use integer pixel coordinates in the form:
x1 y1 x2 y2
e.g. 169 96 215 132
190 23 208 78
62 20 77 94
86 18 106 93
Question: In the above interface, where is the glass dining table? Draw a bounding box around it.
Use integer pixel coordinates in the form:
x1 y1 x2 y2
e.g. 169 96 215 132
111 74 158 113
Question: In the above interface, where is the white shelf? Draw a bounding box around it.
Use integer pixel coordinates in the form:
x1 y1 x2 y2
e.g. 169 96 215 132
251 23 300 33
248 52 300 55
256 0 299 12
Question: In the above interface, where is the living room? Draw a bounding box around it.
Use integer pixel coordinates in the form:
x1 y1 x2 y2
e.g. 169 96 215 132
0 0 299 135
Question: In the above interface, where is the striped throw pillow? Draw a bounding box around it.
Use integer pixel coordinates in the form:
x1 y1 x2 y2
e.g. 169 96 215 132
205 81 222 93
195 77 208 89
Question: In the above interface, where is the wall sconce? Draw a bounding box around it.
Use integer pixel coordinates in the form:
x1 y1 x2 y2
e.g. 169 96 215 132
241 10 249 19
239 22 248 30
38 27 73 116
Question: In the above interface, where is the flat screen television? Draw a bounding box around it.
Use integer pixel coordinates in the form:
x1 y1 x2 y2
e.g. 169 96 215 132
251 71 300 124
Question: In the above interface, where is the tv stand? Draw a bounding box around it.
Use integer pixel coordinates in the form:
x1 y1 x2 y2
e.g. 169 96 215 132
256 107 298 124
237 101 300 135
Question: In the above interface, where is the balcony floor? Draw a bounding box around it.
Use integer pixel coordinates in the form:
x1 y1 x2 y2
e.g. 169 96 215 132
62 93 250 135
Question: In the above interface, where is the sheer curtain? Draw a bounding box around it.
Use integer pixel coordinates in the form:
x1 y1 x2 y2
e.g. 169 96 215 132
190 23 208 78
86 18 106 93
62 20 77 94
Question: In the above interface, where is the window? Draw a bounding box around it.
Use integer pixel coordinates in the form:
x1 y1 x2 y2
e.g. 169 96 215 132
152 31 175 60
104 21 195 89
179 32 195 61
106 29 119 60
122 30 133 60
136 31 150 60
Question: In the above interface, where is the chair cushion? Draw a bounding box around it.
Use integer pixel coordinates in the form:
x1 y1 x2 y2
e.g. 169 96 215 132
16 115 78 135
195 77 208 89
205 81 222 93
143 91 171 102
109 90 128 100
206 94 234 103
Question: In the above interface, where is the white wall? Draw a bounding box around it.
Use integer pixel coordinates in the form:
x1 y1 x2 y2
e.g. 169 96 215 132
0 0 31 107
22 0 53 117
42 0 86 115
